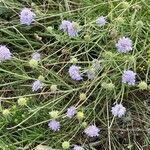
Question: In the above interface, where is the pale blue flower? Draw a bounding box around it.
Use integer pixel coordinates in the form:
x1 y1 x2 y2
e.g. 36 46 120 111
84 125 100 137
48 120 60 132
116 37 132 53
96 16 106 27
66 106 76 118
32 80 43 92
0 45 12 61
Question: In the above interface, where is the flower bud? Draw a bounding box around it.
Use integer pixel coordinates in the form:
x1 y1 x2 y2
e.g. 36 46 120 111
29 59 38 68
76 111 84 120
46 26 53 33
115 17 124 24
49 110 59 119
136 21 144 28
138 81 148 90
62 141 70 149
38 75 45 81
79 93 86 101
122 2 130 9
81 121 87 128
18 97 27 106
2 109 10 116
70 57 78 64
84 34 91 42
50 84 57 92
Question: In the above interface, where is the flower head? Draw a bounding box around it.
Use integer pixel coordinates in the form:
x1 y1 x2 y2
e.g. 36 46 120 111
96 16 106 27
48 120 60 132
67 22 80 37
32 80 43 92
20 8 35 25
84 125 100 137
0 45 12 61
73 145 84 150
66 106 76 118
60 20 71 32
122 70 136 85
68 65 83 81
116 37 132 53
62 141 70 149
31 52 41 61
111 104 126 118
92 59 101 70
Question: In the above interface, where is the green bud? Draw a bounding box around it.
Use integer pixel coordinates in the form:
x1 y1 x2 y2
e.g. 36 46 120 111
72 22 80 30
103 51 114 59
50 84 57 92
62 141 70 149
38 75 45 81
101 82 115 90
138 81 148 90
29 59 38 68
136 21 144 28
18 97 27 106
76 111 84 120
115 17 124 24
84 34 91 42
81 121 87 128
2 109 10 116
79 93 86 101
49 110 59 119
70 57 78 64
122 2 130 9
46 26 53 33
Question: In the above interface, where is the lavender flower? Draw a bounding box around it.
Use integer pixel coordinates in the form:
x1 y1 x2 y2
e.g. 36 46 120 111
73 145 84 150
48 120 60 132
111 104 126 118
66 106 76 118
84 125 100 137
116 37 132 53
60 20 80 37
96 16 106 27
60 20 71 32
67 22 80 37
0 45 12 61
32 80 43 92
31 52 41 61
122 70 136 85
20 8 35 25
68 65 83 81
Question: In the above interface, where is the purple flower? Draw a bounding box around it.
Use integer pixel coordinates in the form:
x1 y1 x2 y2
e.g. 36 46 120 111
67 22 80 37
73 145 84 150
96 16 106 27
60 20 80 37
20 8 35 25
66 106 76 118
84 125 100 137
32 80 43 92
0 45 12 61
111 104 126 118
122 70 136 85
60 20 71 32
68 65 83 81
31 52 41 61
116 37 132 53
48 120 60 132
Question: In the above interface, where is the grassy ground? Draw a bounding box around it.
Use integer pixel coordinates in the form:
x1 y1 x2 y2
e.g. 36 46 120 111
0 0 150 149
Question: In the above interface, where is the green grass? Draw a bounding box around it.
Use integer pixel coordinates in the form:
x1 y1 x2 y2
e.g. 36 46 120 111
0 0 150 149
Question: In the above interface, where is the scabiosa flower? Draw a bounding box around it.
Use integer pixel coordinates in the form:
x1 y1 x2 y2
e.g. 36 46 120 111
0 45 12 61
66 106 76 118
84 125 100 137
122 70 136 85
68 65 83 81
116 37 132 53
96 16 106 27
31 52 41 61
48 120 60 132
73 145 84 150
60 20 71 32
20 8 35 25
111 104 126 118
67 22 80 37
32 80 43 92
